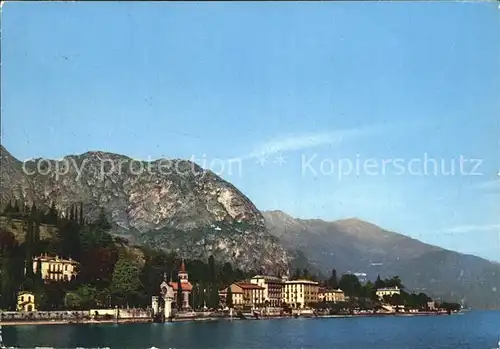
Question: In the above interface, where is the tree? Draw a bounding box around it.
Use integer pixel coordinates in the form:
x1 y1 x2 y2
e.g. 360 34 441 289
374 274 385 289
95 209 111 231
208 255 216 282
292 268 301 279
221 262 234 286
34 258 44 290
328 269 338 289
439 302 461 313
79 203 84 226
389 293 402 306
338 274 362 297
384 276 404 289
46 202 58 225
24 210 35 280
3 201 13 214
13 200 20 213
208 285 220 309
110 256 143 306
361 280 375 300
69 204 75 221
226 286 233 308
65 285 98 310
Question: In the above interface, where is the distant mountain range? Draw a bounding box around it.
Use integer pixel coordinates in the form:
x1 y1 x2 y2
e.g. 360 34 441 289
262 210 500 309
1 146 499 309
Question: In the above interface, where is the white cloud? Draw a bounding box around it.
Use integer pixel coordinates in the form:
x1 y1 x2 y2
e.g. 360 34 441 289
443 224 500 234
239 123 406 160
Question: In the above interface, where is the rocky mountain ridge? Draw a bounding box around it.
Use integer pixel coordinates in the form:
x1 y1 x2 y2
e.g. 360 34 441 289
0 146 290 273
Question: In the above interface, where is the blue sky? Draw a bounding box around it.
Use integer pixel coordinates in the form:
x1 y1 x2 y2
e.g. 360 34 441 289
2 2 500 261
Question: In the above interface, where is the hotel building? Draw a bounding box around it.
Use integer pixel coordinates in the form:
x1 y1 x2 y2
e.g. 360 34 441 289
283 279 319 309
219 282 265 309
250 275 284 307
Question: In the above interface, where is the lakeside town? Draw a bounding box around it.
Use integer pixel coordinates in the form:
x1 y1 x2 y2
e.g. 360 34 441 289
0 202 462 326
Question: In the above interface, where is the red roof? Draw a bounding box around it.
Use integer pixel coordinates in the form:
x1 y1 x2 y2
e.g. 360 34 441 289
168 281 193 292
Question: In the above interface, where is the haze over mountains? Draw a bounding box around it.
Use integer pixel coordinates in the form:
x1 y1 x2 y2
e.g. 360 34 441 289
263 210 500 309
1 146 499 309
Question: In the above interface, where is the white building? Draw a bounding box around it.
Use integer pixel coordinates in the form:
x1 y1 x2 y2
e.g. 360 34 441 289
376 286 401 299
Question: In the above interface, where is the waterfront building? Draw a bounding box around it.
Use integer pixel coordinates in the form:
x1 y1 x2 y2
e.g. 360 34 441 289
376 286 401 299
250 275 284 307
219 282 265 309
152 273 175 320
283 279 319 309
32 254 79 282
168 259 193 309
318 288 346 303
17 291 36 312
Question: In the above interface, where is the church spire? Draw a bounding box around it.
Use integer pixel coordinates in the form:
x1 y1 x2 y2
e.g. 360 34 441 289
178 259 188 282
180 259 186 273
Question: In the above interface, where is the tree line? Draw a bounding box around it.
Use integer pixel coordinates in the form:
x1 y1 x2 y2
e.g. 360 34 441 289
311 268 460 312
0 200 254 311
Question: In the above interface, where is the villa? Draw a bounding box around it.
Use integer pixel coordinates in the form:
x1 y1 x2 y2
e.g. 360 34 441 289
17 291 36 312
32 254 79 282
318 288 346 303
376 286 401 299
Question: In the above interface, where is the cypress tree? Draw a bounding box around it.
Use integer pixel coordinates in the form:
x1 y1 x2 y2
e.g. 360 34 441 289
329 269 338 289
69 204 75 221
208 255 216 282
48 202 58 225
74 204 79 223
3 201 13 214
35 258 43 287
25 211 34 279
79 203 84 226
226 286 233 309
375 274 385 289
13 200 19 213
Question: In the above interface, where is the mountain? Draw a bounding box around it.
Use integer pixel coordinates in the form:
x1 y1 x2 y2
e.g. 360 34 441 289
0 146 290 273
263 210 500 309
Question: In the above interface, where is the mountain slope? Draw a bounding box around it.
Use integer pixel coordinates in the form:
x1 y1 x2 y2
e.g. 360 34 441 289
263 210 500 309
0 146 290 273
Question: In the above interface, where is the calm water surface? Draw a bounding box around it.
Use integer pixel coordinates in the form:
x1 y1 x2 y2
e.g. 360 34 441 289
3 311 499 349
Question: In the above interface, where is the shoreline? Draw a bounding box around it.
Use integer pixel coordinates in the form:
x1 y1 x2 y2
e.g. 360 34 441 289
0 318 153 326
0 311 457 327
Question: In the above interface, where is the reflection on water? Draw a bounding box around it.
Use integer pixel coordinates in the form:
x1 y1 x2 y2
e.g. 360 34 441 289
2 311 500 349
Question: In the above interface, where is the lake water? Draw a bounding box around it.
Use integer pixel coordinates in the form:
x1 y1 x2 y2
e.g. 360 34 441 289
2 311 499 349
